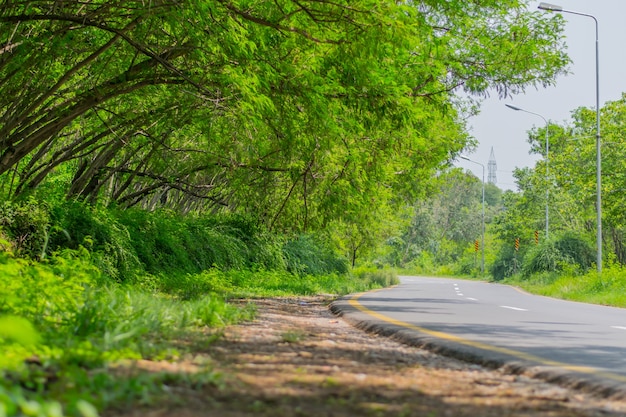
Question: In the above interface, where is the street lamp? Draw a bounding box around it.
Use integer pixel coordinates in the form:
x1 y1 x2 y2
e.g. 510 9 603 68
460 155 485 276
505 104 550 240
538 2 602 273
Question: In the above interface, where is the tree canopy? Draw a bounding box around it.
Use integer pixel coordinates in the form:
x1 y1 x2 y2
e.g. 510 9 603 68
0 0 568 236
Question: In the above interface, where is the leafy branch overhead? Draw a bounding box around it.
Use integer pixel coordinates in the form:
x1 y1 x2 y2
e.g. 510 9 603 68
0 0 568 232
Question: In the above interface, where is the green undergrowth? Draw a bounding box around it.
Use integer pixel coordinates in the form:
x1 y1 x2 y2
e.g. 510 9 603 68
0 246 396 416
501 263 626 307
157 265 398 299
0 199 397 416
0 249 256 416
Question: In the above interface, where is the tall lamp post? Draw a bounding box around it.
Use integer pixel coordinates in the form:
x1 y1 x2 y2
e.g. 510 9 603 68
538 2 602 273
460 156 485 276
505 104 550 240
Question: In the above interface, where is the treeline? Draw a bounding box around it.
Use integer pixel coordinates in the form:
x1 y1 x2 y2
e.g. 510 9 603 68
384 94 626 284
492 93 626 278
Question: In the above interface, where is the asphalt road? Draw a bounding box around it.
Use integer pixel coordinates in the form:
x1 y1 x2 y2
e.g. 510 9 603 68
333 276 626 397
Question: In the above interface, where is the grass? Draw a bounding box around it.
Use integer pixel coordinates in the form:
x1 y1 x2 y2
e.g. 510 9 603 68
0 247 398 417
281 330 307 343
500 263 626 308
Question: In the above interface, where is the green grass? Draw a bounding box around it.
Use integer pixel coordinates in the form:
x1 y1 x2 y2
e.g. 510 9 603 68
0 246 398 417
502 263 626 307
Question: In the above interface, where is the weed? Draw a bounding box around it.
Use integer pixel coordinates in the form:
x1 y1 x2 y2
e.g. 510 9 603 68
281 330 306 343
322 377 340 388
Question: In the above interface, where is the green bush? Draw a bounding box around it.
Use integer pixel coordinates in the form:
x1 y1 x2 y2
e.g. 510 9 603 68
522 232 595 276
554 232 595 270
49 201 141 282
351 266 400 288
118 210 288 278
490 245 521 281
0 199 50 258
402 251 436 275
283 234 349 276
0 248 96 327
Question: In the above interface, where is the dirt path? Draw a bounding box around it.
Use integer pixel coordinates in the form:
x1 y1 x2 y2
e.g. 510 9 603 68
109 296 626 417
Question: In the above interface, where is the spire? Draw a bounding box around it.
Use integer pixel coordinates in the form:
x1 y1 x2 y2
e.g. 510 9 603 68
488 147 497 185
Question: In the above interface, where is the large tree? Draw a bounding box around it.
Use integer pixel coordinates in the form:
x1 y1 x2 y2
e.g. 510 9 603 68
0 1 568 236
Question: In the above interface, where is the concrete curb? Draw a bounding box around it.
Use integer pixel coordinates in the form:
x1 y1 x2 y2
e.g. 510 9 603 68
330 295 626 400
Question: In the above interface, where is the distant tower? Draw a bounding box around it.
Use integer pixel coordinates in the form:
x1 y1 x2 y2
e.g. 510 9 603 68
488 147 497 185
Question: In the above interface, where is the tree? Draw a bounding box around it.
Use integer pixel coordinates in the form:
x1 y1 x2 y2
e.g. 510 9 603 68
496 93 626 266
387 168 502 267
0 1 569 246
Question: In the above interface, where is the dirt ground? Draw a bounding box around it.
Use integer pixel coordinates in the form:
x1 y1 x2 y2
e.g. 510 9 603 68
108 296 626 417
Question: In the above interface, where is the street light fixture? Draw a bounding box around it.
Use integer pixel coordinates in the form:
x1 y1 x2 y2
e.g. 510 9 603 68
460 155 485 276
505 104 550 240
538 2 602 273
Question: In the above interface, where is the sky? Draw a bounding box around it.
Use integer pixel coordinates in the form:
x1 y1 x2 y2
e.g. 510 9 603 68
457 0 626 190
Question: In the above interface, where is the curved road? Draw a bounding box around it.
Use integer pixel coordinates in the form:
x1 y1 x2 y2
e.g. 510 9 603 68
333 276 626 396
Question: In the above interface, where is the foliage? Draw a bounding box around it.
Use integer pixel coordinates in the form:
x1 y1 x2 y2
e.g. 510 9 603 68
504 262 626 308
383 169 502 272
496 93 626 270
0 250 239 416
0 1 568 254
8 200 339 284
0 210 392 416
521 233 595 276
117 209 249 276
0 199 51 258
351 266 400 288
49 201 141 282
401 251 438 275
282 234 349 277
490 244 522 281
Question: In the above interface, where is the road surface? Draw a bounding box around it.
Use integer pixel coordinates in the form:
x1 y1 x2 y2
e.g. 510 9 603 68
333 276 626 397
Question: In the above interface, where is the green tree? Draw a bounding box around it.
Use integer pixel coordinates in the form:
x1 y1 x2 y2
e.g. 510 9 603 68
495 93 626 268
0 1 569 249
388 169 502 268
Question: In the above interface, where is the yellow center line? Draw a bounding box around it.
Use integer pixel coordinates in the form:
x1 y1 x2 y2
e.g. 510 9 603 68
349 290 626 384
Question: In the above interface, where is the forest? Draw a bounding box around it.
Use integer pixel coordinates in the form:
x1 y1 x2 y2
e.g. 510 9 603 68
3 0 617 415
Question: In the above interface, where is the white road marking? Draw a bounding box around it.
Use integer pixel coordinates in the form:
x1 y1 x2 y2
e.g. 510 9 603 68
611 326 626 331
500 305 528 311
466 297 478 301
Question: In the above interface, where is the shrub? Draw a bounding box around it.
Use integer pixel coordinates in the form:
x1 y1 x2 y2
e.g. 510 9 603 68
351 266 400 288
554 232 595 271
283 234 349 276
490 245 521 281
0 199 50 258
402 251 436 275
522 232 595 276
117 210 256 276
49 201 142 282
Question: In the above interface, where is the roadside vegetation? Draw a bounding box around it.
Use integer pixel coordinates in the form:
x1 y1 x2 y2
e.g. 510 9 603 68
0 198 398 417
383 96 626 308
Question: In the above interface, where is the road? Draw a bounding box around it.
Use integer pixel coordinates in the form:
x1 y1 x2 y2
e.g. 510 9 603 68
334 276 626 395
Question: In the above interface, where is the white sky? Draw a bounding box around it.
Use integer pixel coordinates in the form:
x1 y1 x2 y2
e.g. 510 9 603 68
458 0 626 190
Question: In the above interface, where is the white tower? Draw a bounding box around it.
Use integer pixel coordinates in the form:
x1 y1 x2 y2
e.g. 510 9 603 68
488 147 497 185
